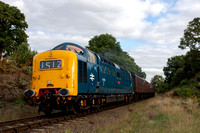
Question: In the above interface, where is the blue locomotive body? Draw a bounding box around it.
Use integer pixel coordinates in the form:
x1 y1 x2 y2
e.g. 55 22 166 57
25 42 154 115
53 42 133 95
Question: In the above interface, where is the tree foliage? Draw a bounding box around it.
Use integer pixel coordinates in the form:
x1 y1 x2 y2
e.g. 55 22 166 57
163 51 200 91
151 75 164 89
10 43 37 68
0 1 28 59
179 17 200 51
184 50 200 77
163 21 200 88
150 75 170 93
87 34 122 54
87 33 146 78
163 55 185 84
0 43 37 73
159 17 200 98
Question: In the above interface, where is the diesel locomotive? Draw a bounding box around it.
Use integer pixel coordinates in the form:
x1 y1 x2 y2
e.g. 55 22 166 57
24 42 155 115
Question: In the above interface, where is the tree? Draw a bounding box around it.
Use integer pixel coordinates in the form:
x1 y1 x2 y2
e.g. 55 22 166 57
87 33 146 79
150 75 167 93
0 1 28 59
86 33 122 54
163 55 185 84
151 75 164 89
179 17 200 51
183 50 200 78
10 43 37 67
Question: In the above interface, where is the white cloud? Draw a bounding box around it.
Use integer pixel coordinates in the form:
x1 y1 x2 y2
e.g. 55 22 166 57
2 0 200 82
128 44 187 81
28 31 89 52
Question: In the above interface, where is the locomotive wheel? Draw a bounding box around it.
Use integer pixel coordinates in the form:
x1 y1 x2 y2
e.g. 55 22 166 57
39 104 53 116
61 104 69 114
71 104 80 114
67 102 80 114
43 107 53 116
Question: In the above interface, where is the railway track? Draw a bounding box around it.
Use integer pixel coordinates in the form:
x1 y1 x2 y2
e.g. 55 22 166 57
0 113 62 133
0 102 132 133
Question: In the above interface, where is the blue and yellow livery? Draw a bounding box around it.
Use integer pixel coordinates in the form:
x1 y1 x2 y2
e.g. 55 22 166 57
24 42 154 115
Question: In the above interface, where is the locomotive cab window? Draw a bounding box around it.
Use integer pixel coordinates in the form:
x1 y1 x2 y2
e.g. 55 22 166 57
102 66 105 73
88 50 96 64
78 60 87 83
107 68 110 75
112 70 115 76
117 72 120 78
66 45 84 54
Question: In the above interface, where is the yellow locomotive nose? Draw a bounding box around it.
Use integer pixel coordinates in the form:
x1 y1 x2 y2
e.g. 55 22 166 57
31 50 78 97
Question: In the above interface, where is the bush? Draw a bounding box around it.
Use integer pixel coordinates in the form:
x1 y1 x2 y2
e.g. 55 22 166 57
178 79 197 90
22 66 32 75
173 87 196 98
0 58 16 73
196 85 200 89
196 74 200 82
156 82 170 93
14 73 30 90
9 43 37 68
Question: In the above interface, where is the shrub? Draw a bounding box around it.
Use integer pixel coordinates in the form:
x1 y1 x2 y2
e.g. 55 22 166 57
173 87 195 98
179 79 197 89
0 58 16 73
9 43 37 68
22 66 32 75
179 79 189 87
14 73 30 90
156 82 170 93
196 84 200 89
196 74 200 82
189 79 198 87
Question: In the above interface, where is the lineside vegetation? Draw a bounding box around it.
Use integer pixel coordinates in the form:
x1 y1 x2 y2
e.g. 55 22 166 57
151 17 200 103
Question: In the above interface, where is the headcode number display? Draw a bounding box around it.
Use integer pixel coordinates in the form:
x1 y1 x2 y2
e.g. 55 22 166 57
40 60 62 69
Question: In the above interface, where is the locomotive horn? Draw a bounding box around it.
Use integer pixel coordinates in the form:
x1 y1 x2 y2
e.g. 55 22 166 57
24 89 35 98
58 88 70 96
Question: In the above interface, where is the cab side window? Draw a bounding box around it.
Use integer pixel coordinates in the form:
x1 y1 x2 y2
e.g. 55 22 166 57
112 70 115 76
117 72 120 78
107 68 110 75
88 50 96 64
78 60 87 83
102 66 105 73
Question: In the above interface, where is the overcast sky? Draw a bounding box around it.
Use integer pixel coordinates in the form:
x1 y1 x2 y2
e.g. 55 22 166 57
3 0 200 81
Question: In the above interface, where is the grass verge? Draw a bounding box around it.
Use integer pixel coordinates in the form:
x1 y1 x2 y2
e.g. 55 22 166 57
95 94 200 133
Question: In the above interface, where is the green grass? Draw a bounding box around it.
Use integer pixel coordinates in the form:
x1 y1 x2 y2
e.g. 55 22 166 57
95 95 200 133
64 130 72 133
15 97 26 105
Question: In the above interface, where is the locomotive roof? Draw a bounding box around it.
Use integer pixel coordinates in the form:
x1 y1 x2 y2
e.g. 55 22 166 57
53 42 130 73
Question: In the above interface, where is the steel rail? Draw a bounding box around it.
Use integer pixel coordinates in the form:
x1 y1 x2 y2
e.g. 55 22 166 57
0 101 135 133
